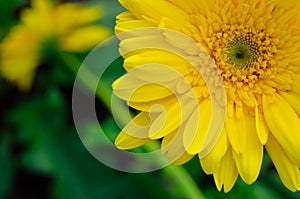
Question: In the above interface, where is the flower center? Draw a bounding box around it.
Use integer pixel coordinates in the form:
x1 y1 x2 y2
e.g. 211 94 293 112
226 38 259 69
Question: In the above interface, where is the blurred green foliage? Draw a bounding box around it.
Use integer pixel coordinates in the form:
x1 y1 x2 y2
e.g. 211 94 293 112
0 0 300 199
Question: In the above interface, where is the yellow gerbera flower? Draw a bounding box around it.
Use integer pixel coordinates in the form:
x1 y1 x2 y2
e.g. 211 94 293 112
113 0 300 192
0 0 110 90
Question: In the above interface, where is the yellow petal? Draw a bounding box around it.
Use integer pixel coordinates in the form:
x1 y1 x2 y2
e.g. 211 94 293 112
22 0 54 36
113 74 174 102
31 0 53 12
116 11 136 21
280 91 300 117
119 0 189 25
225 108 246 154
285 149 300 168
161 129 177 154
172 152 194 165
123 63 186 82
186 86 203 99
200 128 228 174
119 35 179 56
213 148 238 193
160 27 201 52
167 0 199 14
61 25 110 52
266 135 300 192
0 27 40 90
116 18 154 34
123 50 190 75
183 98 211 154
176 79 192 94
291 75 300 95
127 83 173 101
128 95 178 112
55 4 102 33
262 94 300 162
233 114 263 184
199 93 226 158
149 95 197 139
115 112 152 149
275 0 299 10
158 17 190 32
255 106 269 144
161 129 194 165
115 132 150 150
275 9 297 25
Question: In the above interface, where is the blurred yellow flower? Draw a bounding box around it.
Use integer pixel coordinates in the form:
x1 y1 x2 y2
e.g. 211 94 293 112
113 0 300 192
0 0 110 90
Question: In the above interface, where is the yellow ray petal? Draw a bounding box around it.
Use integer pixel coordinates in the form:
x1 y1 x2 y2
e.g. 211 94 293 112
31 0 53 12
266 135 300 192
55 4 102 33
123 63 186 82
233 114 263 184
255 106 269 144
183 98 211 154
286 151 300 168
280 91 300 117
116 19 154 34
113 74 175 102
291 77 300 95
200 128 228 174
123 50 190 74
115 112 153 149
121 112 153 136
172 152 194 165
128 95 178 112
61 25 110 52
263 94 300 162
116 11 136 21
119 35 180 56
115 132 150 150
161 129 177 154
225 108 246 154
0 27 40 90
198 0 214 15
167 0 200 14
22 0 54 36
161 128 194 165
275 0 299 10
115 11 154 34
213 148 238 193
275 9 297 25
119 0 189 25
160 26 201 51
149 95 197 139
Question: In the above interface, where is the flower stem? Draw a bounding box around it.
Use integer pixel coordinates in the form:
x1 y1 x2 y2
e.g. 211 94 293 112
61 53 206 199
